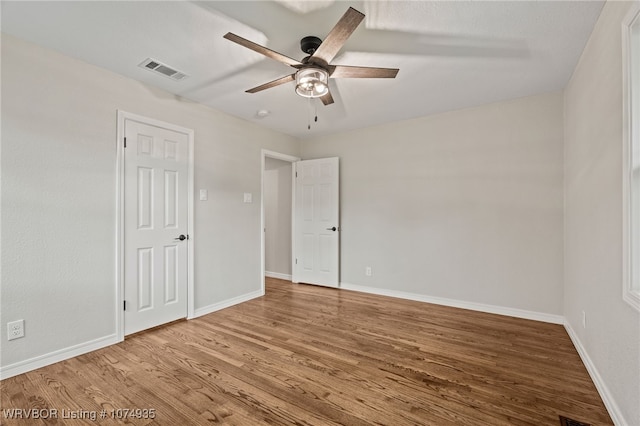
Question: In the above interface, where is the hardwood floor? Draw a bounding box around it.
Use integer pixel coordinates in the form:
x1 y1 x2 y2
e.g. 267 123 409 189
1 278 612 425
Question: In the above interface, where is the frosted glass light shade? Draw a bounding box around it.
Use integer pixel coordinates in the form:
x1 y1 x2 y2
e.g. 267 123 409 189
295 67 329 98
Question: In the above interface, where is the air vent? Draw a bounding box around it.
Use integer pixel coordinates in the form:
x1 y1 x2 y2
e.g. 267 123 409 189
559 415 591 426
139 58 187 81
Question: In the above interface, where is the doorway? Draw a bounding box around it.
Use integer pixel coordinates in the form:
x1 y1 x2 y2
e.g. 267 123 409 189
116 111 195 340
261 151 340 291
261 150 299 293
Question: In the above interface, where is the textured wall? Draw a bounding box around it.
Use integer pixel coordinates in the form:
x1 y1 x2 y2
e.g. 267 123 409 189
564 1 640 424
301 92 565 316
0 34 299 369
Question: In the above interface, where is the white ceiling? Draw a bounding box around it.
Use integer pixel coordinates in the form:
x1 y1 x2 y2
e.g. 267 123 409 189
1 1 604 139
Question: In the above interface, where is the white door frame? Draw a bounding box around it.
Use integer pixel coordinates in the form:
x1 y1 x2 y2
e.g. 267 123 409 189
116 110 195 341
261 150 300 293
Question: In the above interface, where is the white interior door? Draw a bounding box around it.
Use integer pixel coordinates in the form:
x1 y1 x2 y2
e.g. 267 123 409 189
124 118 189 335
293 157 340 287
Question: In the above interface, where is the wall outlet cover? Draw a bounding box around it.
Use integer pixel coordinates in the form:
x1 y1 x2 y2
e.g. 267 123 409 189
7 319 25 341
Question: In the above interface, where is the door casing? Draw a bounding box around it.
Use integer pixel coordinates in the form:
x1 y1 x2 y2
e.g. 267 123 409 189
116 110 195 341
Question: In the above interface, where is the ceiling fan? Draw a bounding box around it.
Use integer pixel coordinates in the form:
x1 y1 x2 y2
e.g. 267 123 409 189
223 7 399 106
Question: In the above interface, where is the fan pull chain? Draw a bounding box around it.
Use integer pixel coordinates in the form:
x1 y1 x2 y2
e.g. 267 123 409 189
306 98 319 130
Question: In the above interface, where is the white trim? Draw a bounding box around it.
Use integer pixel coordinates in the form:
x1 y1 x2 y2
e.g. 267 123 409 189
622 1 640 311
116 110 196 340
187 126 195 320
339 282 564 324
291 162 298 283
260 150 300 294
0 334 119 380
115 112 125 342
563 321 626 425
265 271 293 281
193 290 264 318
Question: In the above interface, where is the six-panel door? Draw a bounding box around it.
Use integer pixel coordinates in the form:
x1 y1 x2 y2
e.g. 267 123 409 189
124 119 189 335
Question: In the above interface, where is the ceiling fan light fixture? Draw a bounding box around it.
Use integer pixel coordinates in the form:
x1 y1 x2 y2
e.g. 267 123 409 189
295 67 329 98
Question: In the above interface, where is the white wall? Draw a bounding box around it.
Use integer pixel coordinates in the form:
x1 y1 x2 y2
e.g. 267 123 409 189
3 9 639 421
0 34 299 373
564 1 640 424
301 92 565 318
264 157 293 278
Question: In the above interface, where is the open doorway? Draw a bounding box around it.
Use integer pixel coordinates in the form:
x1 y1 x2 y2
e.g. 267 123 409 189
261 150 299 293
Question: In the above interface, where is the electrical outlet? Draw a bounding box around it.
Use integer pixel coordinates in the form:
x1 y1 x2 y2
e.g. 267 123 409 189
582 311 586 329
7 320 24 341
365 267 372 276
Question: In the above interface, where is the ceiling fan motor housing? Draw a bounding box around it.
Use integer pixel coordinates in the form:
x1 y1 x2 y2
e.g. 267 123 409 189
300 36 322 55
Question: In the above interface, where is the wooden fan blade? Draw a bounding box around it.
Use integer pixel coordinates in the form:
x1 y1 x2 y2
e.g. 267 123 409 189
310 7 364 66
330 65 399 79
246 74 295 93
224 33 302 68
320 91 334 106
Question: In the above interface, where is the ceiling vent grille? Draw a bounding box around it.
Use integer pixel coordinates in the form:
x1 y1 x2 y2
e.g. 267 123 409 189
139 58 187 81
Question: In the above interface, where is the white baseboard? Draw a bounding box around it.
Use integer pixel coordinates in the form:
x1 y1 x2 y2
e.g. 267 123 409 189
1 285 623 426
265 271 292 281
193 289 264 318
339 282 627 422
339 282 565 324
1 290 265 380
0 334 119 380
563 321 625 425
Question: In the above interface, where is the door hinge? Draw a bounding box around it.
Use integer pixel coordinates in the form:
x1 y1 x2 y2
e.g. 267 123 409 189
123 300 127 311
124 137 127 148
295 171 298 178
295 258 298 264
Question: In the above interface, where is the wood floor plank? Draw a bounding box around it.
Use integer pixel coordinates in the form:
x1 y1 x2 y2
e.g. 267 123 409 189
1 278 612 425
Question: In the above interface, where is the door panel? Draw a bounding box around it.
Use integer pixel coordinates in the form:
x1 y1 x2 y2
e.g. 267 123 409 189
137 167 153 229
293 157 340 287
164 245 178 303
137 248 153 310
164 171 178 227
124 119 189 335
